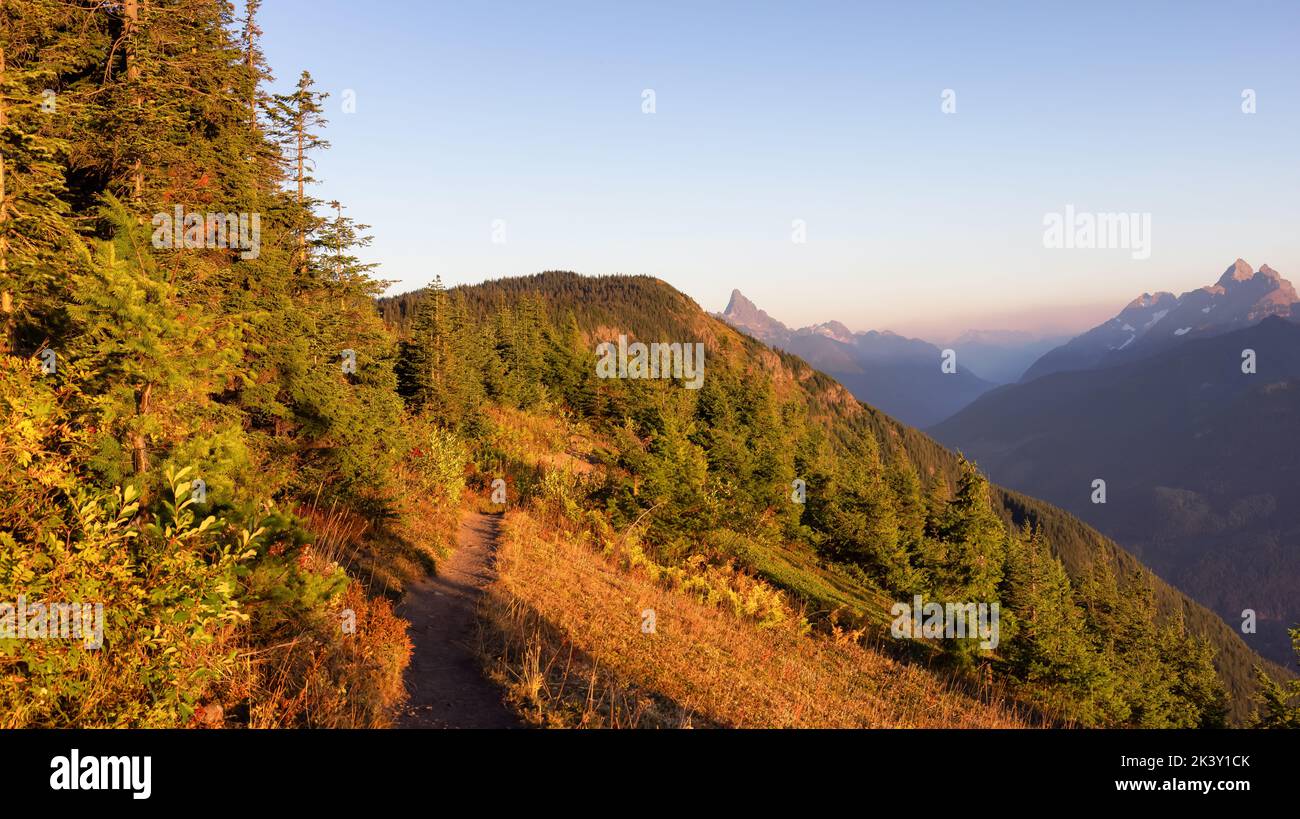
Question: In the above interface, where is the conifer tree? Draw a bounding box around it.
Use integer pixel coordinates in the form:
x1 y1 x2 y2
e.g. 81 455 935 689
268 70 329 274
399 276 452 414
886 459 926 561
1000 525 1111 721
1157 615 1229 728
931 457 1004 602
1251 627 1300 728
69 197 237 491
542 310 596 415
0 0 90 355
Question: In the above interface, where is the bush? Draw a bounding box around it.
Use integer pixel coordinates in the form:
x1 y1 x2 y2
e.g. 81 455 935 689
0 357 412 728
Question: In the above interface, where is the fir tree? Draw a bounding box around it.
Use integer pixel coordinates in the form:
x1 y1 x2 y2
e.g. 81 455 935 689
1250 627 1300 728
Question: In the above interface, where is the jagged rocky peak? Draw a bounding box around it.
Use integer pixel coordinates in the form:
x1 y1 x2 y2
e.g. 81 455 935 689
723 289 762 320
1122 291 1176 313
1218 258 1256 285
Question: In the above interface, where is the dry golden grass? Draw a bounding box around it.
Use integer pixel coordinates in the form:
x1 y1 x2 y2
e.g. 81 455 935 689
480 510 1037 729
209 501 417 728
221 582 411 728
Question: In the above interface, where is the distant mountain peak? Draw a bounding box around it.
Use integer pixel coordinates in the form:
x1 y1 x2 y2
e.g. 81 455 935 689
716 288 995 426
1123 291 1176 312
724 288 759 317
1023 258 1300 382
804 320 856 344
1218 258 1256 285
720 289 793 344
723 289 768 321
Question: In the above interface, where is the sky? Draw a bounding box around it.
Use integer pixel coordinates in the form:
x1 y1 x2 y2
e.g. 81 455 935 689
253 0 1300 341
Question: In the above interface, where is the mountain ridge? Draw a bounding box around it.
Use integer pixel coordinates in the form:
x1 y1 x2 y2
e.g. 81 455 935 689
933 314 1300 666
717 289 997 427
1022 259 1299 382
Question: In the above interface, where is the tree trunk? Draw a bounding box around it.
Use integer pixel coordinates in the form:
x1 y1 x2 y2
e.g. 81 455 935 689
245 4 257 121
0 43 11 356
296 109 306 273
125 0 143 200
131 381 153 475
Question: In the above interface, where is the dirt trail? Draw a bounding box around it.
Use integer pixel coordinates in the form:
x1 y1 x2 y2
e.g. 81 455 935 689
396 512 519 728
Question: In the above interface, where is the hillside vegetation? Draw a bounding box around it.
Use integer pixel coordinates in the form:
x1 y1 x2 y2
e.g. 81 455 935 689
481 496 1035 727
382 271 1286 727
1 0 438 726
3 0 1292 729
933 317 1300 666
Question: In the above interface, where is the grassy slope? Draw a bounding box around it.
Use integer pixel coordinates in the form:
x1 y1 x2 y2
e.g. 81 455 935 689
480 503 1037 728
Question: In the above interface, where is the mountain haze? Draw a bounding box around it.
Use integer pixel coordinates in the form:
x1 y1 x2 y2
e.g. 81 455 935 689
949 329 1070 385
718 290 996 428
935 302 1300 665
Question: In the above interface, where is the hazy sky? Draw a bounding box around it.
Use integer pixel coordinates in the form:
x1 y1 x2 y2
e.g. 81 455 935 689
254 0 1300 340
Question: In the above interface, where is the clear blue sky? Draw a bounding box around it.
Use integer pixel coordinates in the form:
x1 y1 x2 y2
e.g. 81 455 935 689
253 0 1300 340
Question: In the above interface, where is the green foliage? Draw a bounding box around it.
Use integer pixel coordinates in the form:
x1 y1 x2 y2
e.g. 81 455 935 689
1251 627 1300 728
3 0 1275 730
0 364 251 725
380 271 1250 726
405 417 469 507
0 1 413 726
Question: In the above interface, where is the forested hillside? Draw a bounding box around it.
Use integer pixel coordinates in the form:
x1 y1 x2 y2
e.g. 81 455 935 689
1 0 425 726
381 272 1290 726
2 0 1293 729
932 316 1300 665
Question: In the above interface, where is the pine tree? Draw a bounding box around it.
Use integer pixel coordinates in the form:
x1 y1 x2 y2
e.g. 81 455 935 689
268 70 329 274
641 393 714 545
1157 616 1229 728
806 438 911 590
399 276 452 414
542 310 596 415
886 459 926 560
314 200 380 291
0 0 91 355
1000 525 1113 722
931 456 1004 602
1250 627 1300 728
68 197 238 493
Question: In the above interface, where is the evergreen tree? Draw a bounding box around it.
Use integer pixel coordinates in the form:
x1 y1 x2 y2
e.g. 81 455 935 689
931 457 1004 602
399 276 452 413
68 197 238 495
0 0 90 354
267 70 329 274
1000 525 1113 722
1251 627 1300 728
886 459 926 565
